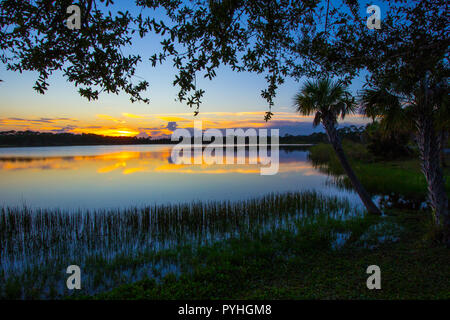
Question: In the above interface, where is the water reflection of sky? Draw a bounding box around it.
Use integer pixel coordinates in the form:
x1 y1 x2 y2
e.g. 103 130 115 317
0 145 363 210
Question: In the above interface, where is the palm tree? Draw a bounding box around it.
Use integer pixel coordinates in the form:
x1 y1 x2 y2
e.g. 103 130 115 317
360 80 449 243
294 78 381 215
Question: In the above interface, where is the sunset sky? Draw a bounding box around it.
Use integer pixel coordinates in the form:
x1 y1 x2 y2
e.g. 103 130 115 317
0 63 370 138
0 1 372 139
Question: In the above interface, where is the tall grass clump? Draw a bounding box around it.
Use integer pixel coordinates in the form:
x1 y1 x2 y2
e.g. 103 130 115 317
0 191 363 299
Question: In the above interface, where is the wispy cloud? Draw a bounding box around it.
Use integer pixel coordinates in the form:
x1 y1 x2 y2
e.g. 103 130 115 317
0 111 369 138
122 113 146 119
96 114 126 123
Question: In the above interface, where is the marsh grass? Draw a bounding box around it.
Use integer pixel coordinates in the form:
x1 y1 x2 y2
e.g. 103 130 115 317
0 191 363 299
96 211 415 300
309 143 450 202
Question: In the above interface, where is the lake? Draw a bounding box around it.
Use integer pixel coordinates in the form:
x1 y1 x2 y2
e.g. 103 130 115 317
0 144 362 210
1 144 369 298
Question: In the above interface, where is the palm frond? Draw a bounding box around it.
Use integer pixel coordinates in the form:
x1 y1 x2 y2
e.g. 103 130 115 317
293 78 355 124
359 87 413 133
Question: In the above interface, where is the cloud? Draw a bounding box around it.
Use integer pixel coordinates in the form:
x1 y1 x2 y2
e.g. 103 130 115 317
49 125 78 133
122 113 146 119
136 131 150 138
166 122 178 132
96 114 126 123
158 116 189 122
0 117 78 124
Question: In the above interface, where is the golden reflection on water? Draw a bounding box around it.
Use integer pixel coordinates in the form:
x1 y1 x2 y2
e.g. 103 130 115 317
0 146 359 209
0 148 320 176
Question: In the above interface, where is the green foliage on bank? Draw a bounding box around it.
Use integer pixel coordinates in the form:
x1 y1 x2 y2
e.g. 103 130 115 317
93 209 449 300
309 142 450 199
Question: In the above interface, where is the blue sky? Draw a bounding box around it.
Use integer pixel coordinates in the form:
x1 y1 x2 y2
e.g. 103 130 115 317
0 0 381 137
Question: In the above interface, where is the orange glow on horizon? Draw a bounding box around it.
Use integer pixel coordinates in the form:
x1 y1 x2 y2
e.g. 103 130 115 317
0 111 370 138
72 127 141 137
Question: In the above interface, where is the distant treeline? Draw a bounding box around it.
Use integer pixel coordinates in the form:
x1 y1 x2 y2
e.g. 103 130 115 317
282 126 365 144
0 131 170 147
0 127 364 147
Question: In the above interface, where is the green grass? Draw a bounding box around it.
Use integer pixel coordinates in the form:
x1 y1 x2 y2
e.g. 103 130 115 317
92 209 449 300
0 191 363 299
309 142 450 200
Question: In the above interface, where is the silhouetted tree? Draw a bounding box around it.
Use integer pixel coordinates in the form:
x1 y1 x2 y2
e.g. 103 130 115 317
294 78 381 215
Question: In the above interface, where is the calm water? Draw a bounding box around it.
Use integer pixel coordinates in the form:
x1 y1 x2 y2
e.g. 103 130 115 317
1 144 370 299
0 144 362 210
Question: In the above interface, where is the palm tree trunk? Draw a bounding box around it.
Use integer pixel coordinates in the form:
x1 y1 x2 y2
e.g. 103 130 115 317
416 115 449 244
322 116 381 215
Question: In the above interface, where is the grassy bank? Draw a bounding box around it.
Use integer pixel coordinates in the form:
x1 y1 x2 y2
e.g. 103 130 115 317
1 192 362 299
2 195 448 300
93 209 449 300
308 142 450 200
